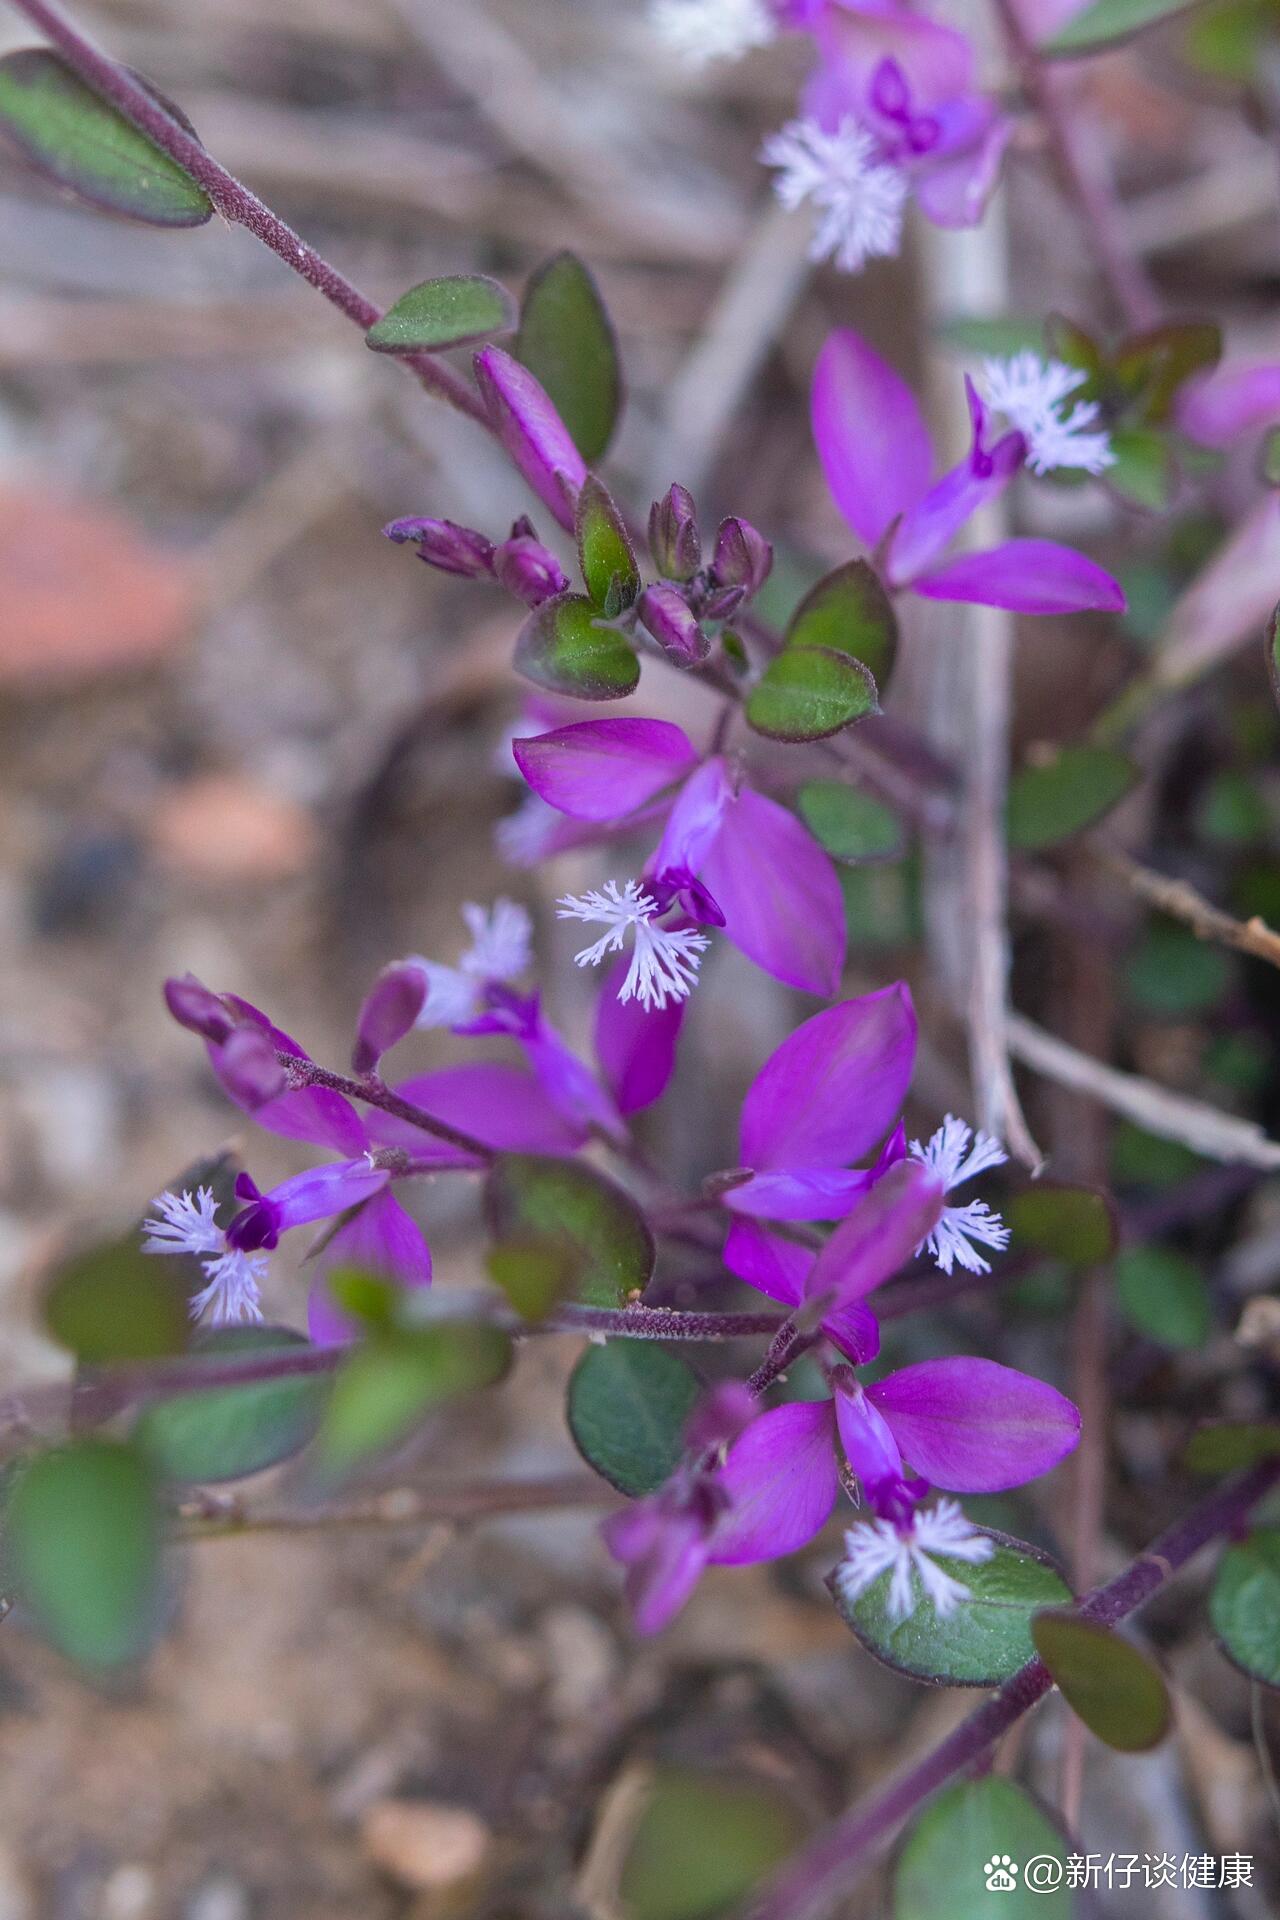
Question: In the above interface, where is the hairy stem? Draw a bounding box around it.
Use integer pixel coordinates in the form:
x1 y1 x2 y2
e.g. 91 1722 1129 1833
176 1472 614 1540
5 0 488 422
280 1055 496 1162
743 1457 1280 1920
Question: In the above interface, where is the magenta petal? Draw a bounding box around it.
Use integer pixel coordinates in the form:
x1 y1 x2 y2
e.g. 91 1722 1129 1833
835 1385 904 1493
522 1021 626 1144
604 1506 708 1635
513 718 698 822
700 786 845 995
708 1400 840 1565
366 1063 587 1159
739 983 916 1171
724 1168 876 1220
822 1297 881 1365
213 1052 368 1156
867 1356 1082 1492
352 963 427 1075
595 961 685 1113
1177 361 1280 448
473 346 587 531
805 1160 944 1306
911 539 1127 615
888 403 1024 582
812 330 933 549
722 1219 812 1307
268 1159 389 1231
652 756 733 876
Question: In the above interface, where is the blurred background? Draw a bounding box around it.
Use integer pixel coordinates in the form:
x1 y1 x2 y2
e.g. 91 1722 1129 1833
4 0 1280 1913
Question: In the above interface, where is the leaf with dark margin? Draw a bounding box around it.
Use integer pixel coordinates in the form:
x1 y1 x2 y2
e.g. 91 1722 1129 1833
1186 1421 1280 1473
1031 1610 1171 1749
367 274 515 353
315 1324 511 1476
1114 1246 1210 1349
831 1530 1072 1686
134 1326 329 1483
576 475 639 610
568 1340 700 1495
0 49 211 226
513 593 639 700
747 645 878 742
785 559 898 684
798 781 905 864
515 251 621 462
485 1154 654 1309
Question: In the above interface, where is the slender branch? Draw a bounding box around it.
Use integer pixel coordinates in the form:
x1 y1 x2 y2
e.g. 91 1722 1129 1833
743 1457 1280 1920
176 1472 613 1540
4 0 487 422
279 1055 496 1163
1093 845 1280 973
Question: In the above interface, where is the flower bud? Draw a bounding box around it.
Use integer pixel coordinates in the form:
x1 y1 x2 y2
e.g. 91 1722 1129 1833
382 516 495 579
164 973 233 1043
648 484 701 582
216 1025 287 1110
699 583 747 622
710 516 773 596
637 583 709 667
494 532 570 608
473 346 587 532
352 962 428 1075
685 1380 755 1455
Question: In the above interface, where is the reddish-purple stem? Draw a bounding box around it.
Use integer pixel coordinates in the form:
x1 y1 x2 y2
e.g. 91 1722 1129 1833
742 1456 1280 1920
5 0 489 422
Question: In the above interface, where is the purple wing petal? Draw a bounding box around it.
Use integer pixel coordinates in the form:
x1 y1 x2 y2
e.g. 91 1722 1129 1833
722 1218 812 1307
595 961 685 1113
822 1297 881 1365
811 329 933 549
867 1356 1082 1491
888 383 1024 583
708 1400 840 1565
914 116 1012 229
652 756 733 876
268 1159 389 1231
522 1020 627 1144
365 1063 586 1160
835 1385 904 1494
211 996 370 1155
700 785 846 996
473 345 586 531
739 983 916 1171
724 1168 877 1220
307 1188 433 1346
513 717 698 822
1177 361 1280 448
911 539 1127 615
805 1160 944 1306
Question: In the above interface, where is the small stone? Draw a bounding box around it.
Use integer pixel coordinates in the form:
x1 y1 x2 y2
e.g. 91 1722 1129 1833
360 1801 491 1895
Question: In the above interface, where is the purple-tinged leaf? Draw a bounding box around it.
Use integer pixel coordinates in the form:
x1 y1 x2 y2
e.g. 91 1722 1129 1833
367 274 515 354
577 474 640 610
1032 1611 1170 1750
513 593 639 701
746 644 878 742
515 251 621 464
783 559 898 685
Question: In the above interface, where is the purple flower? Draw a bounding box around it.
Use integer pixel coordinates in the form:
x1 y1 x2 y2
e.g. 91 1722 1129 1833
512 718 846 998
352 962 428 1076
812 329 1126 614
382 516 496 579
493 523 570 607
403 899 626 1144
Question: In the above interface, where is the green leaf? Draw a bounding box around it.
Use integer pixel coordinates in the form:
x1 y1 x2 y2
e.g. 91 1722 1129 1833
938 316 1047 359
1045 0 1199 53
316 1324 510 1476
785 560 898 684
831 1532 1072 1686
1126 920 1233 1017
619 1768 806 1920
7 1440 163 1668
797 781 905 864
746 645 878 743
515 251 621 462
366 273 514 353
1197 769 1270 845
0 50 212 227
44 1239 191 1365
577 475 639 610
893 1778 1070 1918
485 1154 654 1309
1183 0 1278 79
1112 321 1221 424
514 592 639 700
1107 427 1176 509
567 1341 701 1496
1210 1529 1280 1687
134 1326 329 1483
1266 606 1280 717
1007 1185 1118 1266
1031 1610 1171 1749
1114 1246 1211 1349
1007 744 1138 850
1185 1420 1280 1473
